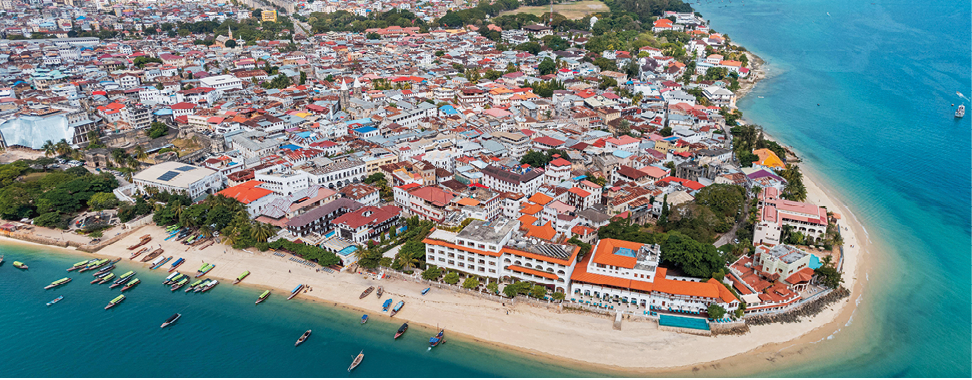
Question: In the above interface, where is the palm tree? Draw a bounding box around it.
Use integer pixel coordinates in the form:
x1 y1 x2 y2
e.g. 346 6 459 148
55 139 72 157
133 145 147 160
41 140 56 157
128 157 140 171
199 225 212 239
123 170 133 183
173 203 185 220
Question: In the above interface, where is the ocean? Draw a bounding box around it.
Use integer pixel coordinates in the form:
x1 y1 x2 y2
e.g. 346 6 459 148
0 246 601 378
692 0 972 377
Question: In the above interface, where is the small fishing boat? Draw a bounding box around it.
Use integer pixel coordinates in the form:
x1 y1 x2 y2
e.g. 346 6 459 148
98 273 115 284
382 299 392 312
376 286 383 297
94 264 115 276
200 280 219 293
121 278 141 292
429 329 445 349
360 286 375 299
361 314 369 324
957 104 965 118
128 235 152 250
185 279 204 293
80 259 109 273
256 290 271 305
150 256 172 270
195 263 214 278
163 272 180 284
110 271 135 288
295 330 311 347
288 284 304 300
46 296 64 306
168 258 185 272
234 270 250 284
68 259 93 271
171 278 189 291
161 313 181 328
390 300 404 317
0 254 4 266
91 274 109 284
141 248 163 263
394 322 408 339
421 287 431 296
105 295 125 310
193 280 211 293
45 277 71 289
13 261 27 269
348 351 364 372
130 247 149 260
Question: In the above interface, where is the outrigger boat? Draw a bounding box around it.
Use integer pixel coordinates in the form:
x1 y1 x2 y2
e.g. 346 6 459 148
360 286 375 299
130 247 149 260
97 273 115 284
168 258 185 272
94 264 115 276
394 322 408 339
45 277 72 289
195 263 214 278
121 278 141 292
390 300 404 317
376 286 383 297
161 313 181 328
348 351 364 372
288 284 304 300
171 278 189 291
105 295 125 310
295 330 311 347
185 279 204 293
382 299 392 312
256 290 271 305
13 261 27 269
234 270 250 284
361 314 369 324
46 296 63 306
110 271 135 288
429 329 445 349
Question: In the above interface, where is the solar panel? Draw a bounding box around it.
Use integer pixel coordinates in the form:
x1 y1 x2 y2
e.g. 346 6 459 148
175 165 196 172
157 171 180 181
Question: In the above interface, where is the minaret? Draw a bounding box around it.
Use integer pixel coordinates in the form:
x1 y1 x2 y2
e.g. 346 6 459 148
339 79 350 110
352 76 361 97
227 26 233 41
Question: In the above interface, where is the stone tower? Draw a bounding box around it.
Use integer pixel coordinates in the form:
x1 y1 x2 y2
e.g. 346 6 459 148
352 76 362 97
339 79 350 110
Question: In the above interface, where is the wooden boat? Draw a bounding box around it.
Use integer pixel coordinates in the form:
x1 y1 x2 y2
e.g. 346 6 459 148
347 351 364 372
167 258 185 272
127 235 151 250
361 314 368 324
67 259 93 271
45 277 71 289
141 248 163 263
161 313 181 328
130 247 149 260
200 280 219 293
193 280 211 293
359 286 375 299
121 278 141 292
46 296 63 306
394 322 408 339
0 254 4 266
421 287 431 295
234 270 250 284
382 299 392 312
93 264 115 276
288 284 304 300
105 295 125 310
376 286 383 297
390 301 404 317
185 279 204 293
255 290 271 305
171 278 188 291
150 256 172 270
195 263 214 278
13 261 27 269
163 272 181 284
295 330 311 347
429 329 445 349
97 273 115 284
79 259 109 273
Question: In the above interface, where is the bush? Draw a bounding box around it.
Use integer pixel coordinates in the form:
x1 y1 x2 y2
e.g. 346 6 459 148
89 230 103 238
462 277 480 289
421 265 441 281
708 304 726 320
552 292 566 301
443 271 460 285
486 282 499 294
34 212 61 228
255 242 269 251
146 122 168 139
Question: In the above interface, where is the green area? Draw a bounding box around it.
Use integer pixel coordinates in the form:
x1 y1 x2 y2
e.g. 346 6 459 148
0 160 118 229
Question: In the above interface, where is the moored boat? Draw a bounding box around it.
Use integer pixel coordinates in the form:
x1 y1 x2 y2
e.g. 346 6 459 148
185 279 204 293
193 279 211 293
0 254 4 266
68 259 93 271
105 295 125 310
394 322 408 339
130 247 149 260
360 286 375 299
382 298 392 312
256 290 271 305
168 258 185 272
200 280 219 293
361 314 368 324
91 274 110 284
195 263 214 278
429 329 445 349
80 259 109 273
295 330 311 347
127 235 152 250
141 248 163 263
150 256 171 270
348 351 364 372
121 278 141 292
98 273 115 284
94 264 115 276
171 278 189 291
161 313 181 328
110 271 135 288
288 284 304 300
957 104 965 118
421 287 431 295
45 277 72 289
163 272 180 284
13 261 27 269
46 296 64 306
376 286 383 297
390 300 404 317
234 270 250 284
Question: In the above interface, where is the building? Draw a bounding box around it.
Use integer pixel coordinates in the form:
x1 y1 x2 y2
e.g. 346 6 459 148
217 180 276 217
199 74 243 91
261 9 278 22
286 198 363 237
132 162 223 200
480 165 545 195
753 244 812 280
753 187 828 246
340 183 380 206
333 205 402 243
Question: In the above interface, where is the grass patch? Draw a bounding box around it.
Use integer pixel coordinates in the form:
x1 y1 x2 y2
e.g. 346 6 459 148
499 0 608 19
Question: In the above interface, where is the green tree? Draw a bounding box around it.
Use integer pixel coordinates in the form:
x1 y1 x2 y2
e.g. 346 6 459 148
529 285 547 299
519 150 549 167
366 32 381 39
34 212 62 228
422 265 442 280
552 291 566 301
486 282 499 294
707 304 726 319
659 126 673 137
88 192 118 211
146 122 169 139
660 231 725 278
225 39 237 48
462 277 480 289
814 255 843 289
443 271 460 285
538 57 557 76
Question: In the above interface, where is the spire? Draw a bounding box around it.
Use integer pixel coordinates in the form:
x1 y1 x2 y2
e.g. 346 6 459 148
353 76 361 88
340 79 348 91
227 26 233 40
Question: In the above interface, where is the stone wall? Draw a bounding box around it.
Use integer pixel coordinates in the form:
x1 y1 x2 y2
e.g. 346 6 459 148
745 287 850 326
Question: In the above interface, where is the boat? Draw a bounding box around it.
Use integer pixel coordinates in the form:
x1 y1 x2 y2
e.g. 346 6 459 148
193 280 211 293
288 284 304 300
13 261 27 269
376 286 383 297
110 271 135 288
171 278 189 291
163 272 180 284
256 290 271 305
421 287 430 295
957 104 965 118
200 280 219 293
195 263 214 278
127 235 152 250
46 296 64 306
234 270 250 284
91 274 109 284
121 278 141 292
97 273 115 284
80 259 110 272
130 247 149 260
164 229 181 241
390 300 404 317
168 258 185 272
347 351 364 372
394 322 408 339
295 330 311 347
68 259 93 271
150 256 172 270
185 279 204 293
161 313 181 328
361 314 369 324
429 329 445 349
382 299 392 312
0 254 4 266
360 286 375 299
141 248 163 263
105 295 125 310
45 277 72 289
94 264 115 276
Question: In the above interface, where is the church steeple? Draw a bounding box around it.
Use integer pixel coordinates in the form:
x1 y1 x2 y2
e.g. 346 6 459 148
227 26 233 40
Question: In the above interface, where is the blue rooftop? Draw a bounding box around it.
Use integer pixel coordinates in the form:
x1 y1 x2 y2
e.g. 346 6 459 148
353 126 378 134
280 144 302 151
613 150 634 159
439 105 459 116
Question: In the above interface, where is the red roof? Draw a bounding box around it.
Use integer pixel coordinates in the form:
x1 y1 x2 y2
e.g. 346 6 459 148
217 180 274 204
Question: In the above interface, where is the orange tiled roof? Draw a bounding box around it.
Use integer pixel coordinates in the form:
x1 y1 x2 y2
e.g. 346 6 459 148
591 239 644 269
520 203 544 215
525 221 556 241
517 214 538 226
217 180 274 204
528 192 554 205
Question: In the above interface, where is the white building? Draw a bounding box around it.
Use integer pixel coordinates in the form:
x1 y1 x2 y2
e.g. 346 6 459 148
198 74 243 91
132 161 223 200
480 165 545 195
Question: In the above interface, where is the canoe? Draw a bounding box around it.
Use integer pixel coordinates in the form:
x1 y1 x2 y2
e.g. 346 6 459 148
161 313 181 328
295 330 311 347
359 286 375 299
348 351 364 372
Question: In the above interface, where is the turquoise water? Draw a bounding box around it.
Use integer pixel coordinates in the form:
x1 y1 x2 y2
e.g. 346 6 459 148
0 246 601 378
695 0 971 377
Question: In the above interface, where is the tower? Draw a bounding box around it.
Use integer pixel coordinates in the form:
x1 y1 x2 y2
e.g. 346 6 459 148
352 76 361 97
228 25 233 40
339 79 350 110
